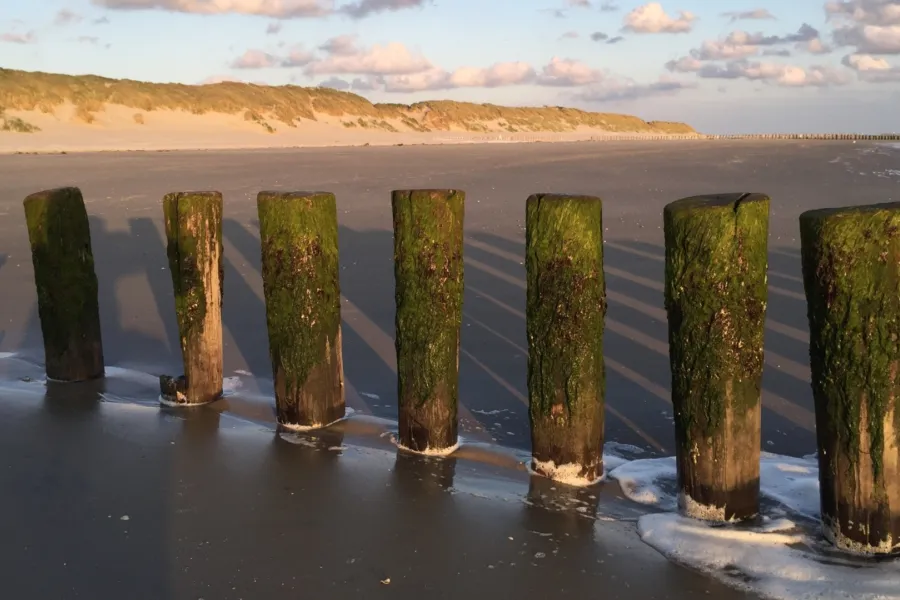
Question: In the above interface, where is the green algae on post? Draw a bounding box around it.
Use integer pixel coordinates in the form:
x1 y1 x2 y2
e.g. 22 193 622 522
800 202 900 555
526 193 606 485
160 191 224 406
664 193 769 522
392 189 464 454
258 191 345 429
23 187 104 382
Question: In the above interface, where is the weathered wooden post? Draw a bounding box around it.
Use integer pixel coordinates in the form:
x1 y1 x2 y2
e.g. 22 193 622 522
23 187 104 382
392 189 465 454
800 202 900 555
159 191 224 406
526 194 606 485
258 191 345 430
663 193 769 522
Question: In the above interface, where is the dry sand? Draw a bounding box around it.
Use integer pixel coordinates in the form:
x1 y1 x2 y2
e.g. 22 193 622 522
0 102 698 154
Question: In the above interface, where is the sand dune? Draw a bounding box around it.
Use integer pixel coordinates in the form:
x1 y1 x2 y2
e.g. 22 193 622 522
0 67 697 153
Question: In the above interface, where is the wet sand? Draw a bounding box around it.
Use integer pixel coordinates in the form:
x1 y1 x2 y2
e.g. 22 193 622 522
2 140 898 456
0 367 754 599
0 140 898 598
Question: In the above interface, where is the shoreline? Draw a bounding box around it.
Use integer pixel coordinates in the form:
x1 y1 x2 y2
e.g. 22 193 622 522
0 129 703 156
2 131 896 156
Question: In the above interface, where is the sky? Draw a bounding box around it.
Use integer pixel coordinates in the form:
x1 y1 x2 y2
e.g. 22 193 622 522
2 0 900 133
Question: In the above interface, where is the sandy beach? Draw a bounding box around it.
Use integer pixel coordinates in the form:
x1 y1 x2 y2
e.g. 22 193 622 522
0 102 698 154
2 139 899 599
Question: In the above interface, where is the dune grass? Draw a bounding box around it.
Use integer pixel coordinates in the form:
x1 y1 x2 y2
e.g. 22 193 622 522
0 109 40 133
0 67 696 134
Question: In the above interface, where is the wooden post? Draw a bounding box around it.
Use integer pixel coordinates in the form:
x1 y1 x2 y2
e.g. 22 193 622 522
23 187 104 382
800 202 900 555
392 189 465 454
663 193 769 522
159 192 224 406
526 194 606 485
258 191 345 430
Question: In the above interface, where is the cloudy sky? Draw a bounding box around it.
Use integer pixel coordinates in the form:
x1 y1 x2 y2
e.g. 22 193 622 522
2 0 900 133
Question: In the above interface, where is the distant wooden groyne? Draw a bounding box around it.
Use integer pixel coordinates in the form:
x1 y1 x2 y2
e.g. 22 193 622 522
701 133 900 141
431 132 900 143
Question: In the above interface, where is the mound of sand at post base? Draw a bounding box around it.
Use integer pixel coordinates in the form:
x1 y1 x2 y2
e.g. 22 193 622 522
0 102 697 154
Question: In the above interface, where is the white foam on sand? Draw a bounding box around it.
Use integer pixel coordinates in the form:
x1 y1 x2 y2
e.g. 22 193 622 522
529 459 603 487
638 513 900 600
222 376 242 396
395 438 461 457
607 456 677 509
608 452 820 518
611 452 900 600
0 352 17 360
279 407 356 432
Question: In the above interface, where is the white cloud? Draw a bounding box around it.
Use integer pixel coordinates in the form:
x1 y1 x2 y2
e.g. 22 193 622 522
379 57 604 92
340 0 428 19
1 31 36 44
93 0 333 17
93 0 430 19
665 55 703 72
319 34 359 55
669 24 827 65
566 0 591 6
450 62 536 87
623 3 696 34
835 23 900 53
382 61 536 92
691 60 849 87
381 68 451 91
535 57 603 86
231 49 279 68
692 35 760 60
560 31 579 39
721 8 775 22
350 76 377 90
844 52 893 69
266 21 282 34
282 46 314 66
842 52 900 81
577 75 695 102
318 76 350 89
826 0 900 26
304 40 432 75
828 1 900 54
55 9 84 25
801 37 833 54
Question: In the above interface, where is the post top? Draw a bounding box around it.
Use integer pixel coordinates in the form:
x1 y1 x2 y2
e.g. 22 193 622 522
258 190 335 201
23 186 83 205
526 193 602 204
163 191 223 201
391 189 464 198
665 193 769 216
800 201 900 224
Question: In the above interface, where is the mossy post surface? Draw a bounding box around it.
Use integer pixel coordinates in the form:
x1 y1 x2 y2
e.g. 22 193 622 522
392 189 464 453
664 193 769 522
161 191 224 406
800 202 900 555
258 191 344 429
525 194 605 484
23 187 104 382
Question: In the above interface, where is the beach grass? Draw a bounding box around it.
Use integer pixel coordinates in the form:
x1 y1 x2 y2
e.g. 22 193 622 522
0 67 695 135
